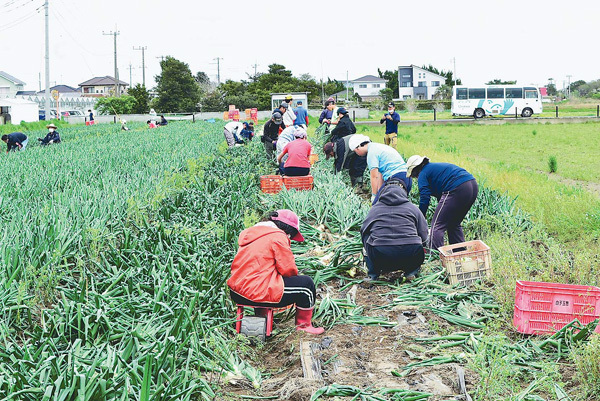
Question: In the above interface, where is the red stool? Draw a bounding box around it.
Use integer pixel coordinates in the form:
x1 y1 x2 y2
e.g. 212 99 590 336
235 304 295 340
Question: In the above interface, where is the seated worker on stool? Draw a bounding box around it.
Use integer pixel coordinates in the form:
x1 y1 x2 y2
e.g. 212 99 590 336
361 179 428 281
227 210 324 335
38 123 61 145
277 128 311 176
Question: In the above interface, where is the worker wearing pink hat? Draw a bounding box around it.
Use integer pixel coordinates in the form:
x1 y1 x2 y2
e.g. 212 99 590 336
228 209 324 335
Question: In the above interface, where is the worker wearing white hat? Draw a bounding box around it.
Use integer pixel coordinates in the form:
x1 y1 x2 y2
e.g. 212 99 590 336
405 155 478 250
349 134 411 204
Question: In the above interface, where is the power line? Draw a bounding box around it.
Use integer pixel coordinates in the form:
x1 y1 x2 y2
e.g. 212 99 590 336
211 57 223 84
0 7 40 31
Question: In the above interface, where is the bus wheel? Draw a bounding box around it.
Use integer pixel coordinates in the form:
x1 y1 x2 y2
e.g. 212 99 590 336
473 108 485 119
521 108 533 118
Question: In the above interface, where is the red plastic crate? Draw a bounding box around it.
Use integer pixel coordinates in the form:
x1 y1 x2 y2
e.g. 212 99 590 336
260 175 283 194
283 175 314 191
513 280 600 334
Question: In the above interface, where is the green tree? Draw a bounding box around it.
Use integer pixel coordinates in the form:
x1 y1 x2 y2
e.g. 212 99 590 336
96 96 136 115
570 80 586 95
547 83 557 96
486 79 517 85
200 90 225 112
379 87 394 103
155 56 201 112
127 84 151 114
434 84 452 100
378 68 399 98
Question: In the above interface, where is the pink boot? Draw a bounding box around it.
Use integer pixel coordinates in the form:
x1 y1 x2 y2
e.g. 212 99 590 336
295 307 325 335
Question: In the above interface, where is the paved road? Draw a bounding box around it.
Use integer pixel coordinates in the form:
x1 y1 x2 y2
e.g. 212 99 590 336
355 115 600 126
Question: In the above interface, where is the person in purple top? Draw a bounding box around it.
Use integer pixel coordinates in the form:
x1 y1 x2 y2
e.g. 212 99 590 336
406 155 478 250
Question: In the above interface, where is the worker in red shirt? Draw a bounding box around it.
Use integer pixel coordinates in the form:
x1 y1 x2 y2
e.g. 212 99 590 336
227 210 324 335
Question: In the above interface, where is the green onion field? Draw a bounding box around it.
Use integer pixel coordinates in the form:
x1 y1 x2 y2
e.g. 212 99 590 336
0 119 599 400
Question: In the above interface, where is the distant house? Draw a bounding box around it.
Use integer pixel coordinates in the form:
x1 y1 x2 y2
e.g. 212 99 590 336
78 76 129 97
350 75 386 101
397 65 446 100
0 71 26 98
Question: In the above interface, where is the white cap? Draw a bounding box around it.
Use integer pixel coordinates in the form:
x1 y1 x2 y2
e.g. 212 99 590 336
406 155 429 176
348 134 371 151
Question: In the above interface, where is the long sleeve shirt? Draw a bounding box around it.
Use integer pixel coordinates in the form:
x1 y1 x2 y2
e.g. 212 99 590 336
6 132 27 152
379 111 401 134
417 162 475 215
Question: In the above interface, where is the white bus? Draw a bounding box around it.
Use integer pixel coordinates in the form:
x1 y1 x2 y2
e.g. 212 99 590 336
451 85 543 118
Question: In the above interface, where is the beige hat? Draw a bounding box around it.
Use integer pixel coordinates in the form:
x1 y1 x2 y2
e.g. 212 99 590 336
46 123 57 129
406 155 429 177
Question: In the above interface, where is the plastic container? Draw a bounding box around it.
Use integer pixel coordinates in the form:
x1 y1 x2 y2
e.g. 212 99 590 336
309 154 319 166
232 109 240 121
283 175 314 191
438 240 492 286
513 280 600 334
260 175 283 194
251 108 258 123
223 111 229 121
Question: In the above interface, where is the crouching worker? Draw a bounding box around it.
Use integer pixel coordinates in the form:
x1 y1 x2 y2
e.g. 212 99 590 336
361 180 428 281
38 123 61 145
323 133 367 187
277 128 311 176
223 121 245 147
227 210 324 335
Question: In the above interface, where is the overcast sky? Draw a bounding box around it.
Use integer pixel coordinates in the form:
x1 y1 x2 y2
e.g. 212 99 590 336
2 0 598 92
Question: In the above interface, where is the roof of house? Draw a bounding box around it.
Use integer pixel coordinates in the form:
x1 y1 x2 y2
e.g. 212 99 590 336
16 90 36 96
398 65 446 80
351 75 386 83
0 71 26 86
78 76 129 87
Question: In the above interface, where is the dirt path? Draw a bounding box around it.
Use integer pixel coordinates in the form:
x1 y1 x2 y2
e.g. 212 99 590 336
225 277 478 400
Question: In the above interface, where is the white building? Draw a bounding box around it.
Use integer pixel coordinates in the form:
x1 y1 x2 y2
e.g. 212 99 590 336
397 65 446 100
350 75 386 100
0 98 39 124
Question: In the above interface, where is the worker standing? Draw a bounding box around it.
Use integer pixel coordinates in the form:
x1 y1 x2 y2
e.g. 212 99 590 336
276 126 298 174
281 100 297 128
349 134 411 204
405 155 478 250
329 107 356 143
293 100 309 129
380 102 400 149
227 209 324 335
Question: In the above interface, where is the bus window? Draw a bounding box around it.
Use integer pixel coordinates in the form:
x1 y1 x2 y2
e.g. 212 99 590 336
468 88 485 99
456 88 467 100
487 88 504 99
525 90 538 99
506 88 523 99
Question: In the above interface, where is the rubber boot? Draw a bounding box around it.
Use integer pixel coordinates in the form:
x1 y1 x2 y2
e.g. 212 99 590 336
295 307 325 335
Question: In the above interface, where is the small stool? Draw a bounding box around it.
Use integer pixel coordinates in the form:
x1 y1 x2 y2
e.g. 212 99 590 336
236 305 274 340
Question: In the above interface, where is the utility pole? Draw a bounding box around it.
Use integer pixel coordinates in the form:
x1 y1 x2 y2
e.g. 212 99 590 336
133 46 147 87
252 62 259 77
103 29 120 97
129 63 133 88
346 71 349 102
213 57 222 84
44 0 50 116
452 57 457 86
566 75 572 99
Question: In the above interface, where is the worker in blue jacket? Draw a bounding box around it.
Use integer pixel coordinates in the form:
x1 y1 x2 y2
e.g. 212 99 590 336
380 102 401 150
405 155 478 250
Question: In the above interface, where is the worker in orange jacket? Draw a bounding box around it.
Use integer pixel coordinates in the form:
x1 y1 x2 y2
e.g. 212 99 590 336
227 209 324 335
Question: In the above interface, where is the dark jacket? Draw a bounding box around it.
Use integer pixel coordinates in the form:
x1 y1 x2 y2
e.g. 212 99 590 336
329 114 356 141
417 163 475 215
380 111 401 134
262 120 280 143
6 132 27 152
333 135 355 173
40 131 61 145
361 182 428 247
